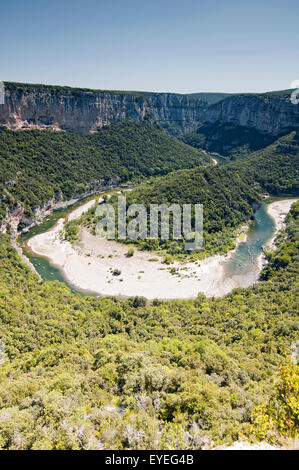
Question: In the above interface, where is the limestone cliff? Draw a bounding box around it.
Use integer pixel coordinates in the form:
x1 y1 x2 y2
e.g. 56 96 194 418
204 91 299 136
0 83 298 137
0 83 210 135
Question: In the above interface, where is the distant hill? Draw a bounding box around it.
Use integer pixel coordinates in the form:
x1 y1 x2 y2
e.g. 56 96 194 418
184 92 232 104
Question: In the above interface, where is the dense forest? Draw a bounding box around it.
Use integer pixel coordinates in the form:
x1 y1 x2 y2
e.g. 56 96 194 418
180 122 279 157
0 122 211 224
229 132 299 194
0 201 298 449
92 166 261 259
81 132 298 259
0 120 298 450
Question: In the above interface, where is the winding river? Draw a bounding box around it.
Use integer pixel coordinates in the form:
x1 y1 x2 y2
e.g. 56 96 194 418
20 196 297 299
223 203 275 287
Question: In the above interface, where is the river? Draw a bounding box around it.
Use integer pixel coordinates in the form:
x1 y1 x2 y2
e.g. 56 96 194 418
21 197 297 299
223 203 275 287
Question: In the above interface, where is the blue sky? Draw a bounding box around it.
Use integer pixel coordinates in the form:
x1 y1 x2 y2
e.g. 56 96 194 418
1 0 298 93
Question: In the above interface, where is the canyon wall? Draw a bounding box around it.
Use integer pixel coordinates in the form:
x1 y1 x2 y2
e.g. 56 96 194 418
0 83 209 135
204 91 299 136
0 83 298 137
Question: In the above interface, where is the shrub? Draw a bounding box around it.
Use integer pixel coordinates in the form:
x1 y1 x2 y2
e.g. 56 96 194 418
112 269 121 276
126 248 135 258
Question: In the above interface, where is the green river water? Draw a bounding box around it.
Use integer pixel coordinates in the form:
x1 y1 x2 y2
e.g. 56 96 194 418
19 196 99 295
224 203 275 278
19 198 291 296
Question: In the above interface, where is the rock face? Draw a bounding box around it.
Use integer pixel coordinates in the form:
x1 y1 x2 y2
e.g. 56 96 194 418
0 83 298 137
0 198 59 238
0 179 121 236
204 91 299 136
0 83 210 136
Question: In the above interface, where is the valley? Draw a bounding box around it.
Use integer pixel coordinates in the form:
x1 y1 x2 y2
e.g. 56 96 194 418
0 81 298 450
1 0 299 453
24 195 297 299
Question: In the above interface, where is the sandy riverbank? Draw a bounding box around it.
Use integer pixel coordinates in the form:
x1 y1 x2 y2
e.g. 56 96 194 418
27 198 297 299
265 198 297 249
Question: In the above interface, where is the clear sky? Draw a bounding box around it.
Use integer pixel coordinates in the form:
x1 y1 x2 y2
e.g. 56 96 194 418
1 0 298 93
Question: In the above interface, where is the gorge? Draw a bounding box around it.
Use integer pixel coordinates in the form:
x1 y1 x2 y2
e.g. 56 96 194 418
0 81 298 450
1 83 298 140
23 195 297 299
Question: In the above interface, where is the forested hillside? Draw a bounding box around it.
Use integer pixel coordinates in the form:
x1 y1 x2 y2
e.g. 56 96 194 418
0 122 211 225
84 133 298 259
0 116 298 450
0 201 298 449
100 166 261 258
180 122 279 157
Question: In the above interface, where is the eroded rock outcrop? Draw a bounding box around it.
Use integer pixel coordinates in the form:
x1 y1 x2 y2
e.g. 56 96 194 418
0 83 210 135
204 91 299 136
0 83 298 138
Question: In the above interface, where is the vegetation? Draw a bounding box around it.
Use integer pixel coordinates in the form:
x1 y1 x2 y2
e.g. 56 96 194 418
261 200 299 280
180 90 297 158
0 114 298 449
64 221 80 243
107 165 260 259
249 356 298 446
181 122 278 157
4 81 150 98
0 202 298 449
112 269 121 276
0 122 211 225
80 133 298 260
229 132 299 195
5 82 230 102
126 248 135 258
